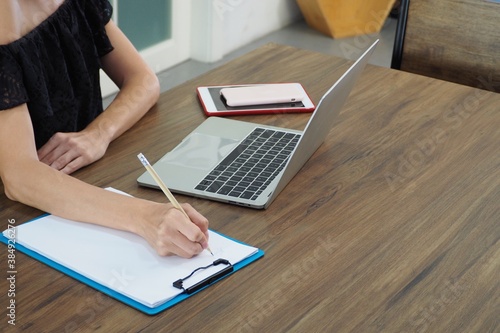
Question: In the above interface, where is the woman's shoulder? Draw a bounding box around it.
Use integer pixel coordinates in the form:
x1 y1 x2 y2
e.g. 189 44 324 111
0 0 67 46
1 0 113 47
0 1 20 45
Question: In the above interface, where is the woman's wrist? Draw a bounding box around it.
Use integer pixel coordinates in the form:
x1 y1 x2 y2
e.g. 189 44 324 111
127 199 163 238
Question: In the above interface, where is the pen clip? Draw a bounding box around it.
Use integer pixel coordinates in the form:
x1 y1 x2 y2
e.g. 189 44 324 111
173 259 233 294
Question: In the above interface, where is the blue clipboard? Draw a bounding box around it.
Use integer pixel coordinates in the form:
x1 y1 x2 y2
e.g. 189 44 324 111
0 215 264 315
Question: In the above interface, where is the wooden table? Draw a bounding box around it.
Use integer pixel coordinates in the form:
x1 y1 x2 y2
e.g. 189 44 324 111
1 44 498 332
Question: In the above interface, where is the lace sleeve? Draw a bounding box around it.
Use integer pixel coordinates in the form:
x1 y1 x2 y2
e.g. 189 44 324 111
94 0 113 24
86 0 114 57
0 48 29 111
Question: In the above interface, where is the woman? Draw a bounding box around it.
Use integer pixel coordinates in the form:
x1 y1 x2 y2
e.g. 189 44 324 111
0 0 210 258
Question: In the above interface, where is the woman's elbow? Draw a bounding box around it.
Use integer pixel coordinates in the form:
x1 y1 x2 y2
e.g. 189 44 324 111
142 70 160 110
148 73 160 107
0 161 38 203
2 174 21 202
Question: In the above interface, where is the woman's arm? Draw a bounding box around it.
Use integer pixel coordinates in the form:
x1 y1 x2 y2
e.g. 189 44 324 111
0 105 208 258
37 20 160 174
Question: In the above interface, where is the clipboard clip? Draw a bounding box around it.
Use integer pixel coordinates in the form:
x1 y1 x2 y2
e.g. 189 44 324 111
173 258 233 294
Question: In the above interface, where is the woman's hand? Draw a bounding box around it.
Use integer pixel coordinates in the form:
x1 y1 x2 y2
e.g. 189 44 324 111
136 202 210 258
37 129 109 174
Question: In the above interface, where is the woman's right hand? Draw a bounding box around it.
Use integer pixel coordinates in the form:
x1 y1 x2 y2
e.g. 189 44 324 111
136 202 210 258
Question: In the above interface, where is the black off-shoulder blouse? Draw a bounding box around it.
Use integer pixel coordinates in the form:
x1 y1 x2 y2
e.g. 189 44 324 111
0 0 114 149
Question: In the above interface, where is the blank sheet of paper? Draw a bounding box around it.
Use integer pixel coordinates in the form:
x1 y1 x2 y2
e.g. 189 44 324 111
5 214 257 308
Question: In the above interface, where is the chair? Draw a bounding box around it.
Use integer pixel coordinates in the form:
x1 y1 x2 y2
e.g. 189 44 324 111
391 0 500 93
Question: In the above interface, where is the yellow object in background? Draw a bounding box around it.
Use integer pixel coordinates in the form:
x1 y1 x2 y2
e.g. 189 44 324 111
296 0 396 38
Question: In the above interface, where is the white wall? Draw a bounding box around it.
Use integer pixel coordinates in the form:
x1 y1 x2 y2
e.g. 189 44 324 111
191 0 303 62
219 0 302 55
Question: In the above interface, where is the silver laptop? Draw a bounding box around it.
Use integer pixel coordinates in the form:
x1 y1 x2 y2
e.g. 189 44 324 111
138 40 378 209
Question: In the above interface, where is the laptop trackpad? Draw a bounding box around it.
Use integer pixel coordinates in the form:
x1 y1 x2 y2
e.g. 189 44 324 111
160 133 239 170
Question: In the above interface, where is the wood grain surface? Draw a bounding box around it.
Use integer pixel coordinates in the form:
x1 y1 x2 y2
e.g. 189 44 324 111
1 43 498 333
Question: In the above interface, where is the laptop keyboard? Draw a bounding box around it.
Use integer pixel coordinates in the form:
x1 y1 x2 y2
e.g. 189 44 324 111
195 128 301 201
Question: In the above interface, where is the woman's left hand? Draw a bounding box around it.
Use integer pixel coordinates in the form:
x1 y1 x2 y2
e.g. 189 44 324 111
37 129 109 174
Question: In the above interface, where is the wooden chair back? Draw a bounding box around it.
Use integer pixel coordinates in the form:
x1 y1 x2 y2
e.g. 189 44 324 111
392 0 500 92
